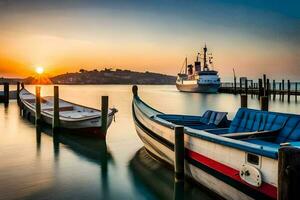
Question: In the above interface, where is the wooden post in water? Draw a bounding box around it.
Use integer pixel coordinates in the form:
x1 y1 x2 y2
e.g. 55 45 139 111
287 80 291 103
282 79 285 101
174 126 185 180
266 79 270 96
21 82 24 89
52 86 60 132
245 78 248 95
273 80 276 100
35 86 41 126
263 74 267 96
234 77 237 94
3 82 9 105
250 80 254 98
258 78 263 99
260 96 268 111
101 96 109 135
241 94 248 108
295 83 298 102
278 146 300 200
17 82 20 105
279 83 282 101
239 77 242 94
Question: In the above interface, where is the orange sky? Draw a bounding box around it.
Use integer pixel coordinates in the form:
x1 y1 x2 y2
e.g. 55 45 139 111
0 1 299 81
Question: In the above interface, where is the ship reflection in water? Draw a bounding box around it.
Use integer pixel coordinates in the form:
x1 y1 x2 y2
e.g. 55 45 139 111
129 148 218 200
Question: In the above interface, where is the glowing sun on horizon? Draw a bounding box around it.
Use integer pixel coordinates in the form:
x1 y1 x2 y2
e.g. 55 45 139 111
36 66 44 75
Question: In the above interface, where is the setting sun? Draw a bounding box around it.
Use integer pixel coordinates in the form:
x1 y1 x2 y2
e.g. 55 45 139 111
36 66 44 75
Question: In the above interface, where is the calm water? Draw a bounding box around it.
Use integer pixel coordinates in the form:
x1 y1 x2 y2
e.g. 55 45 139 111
1 85 299 200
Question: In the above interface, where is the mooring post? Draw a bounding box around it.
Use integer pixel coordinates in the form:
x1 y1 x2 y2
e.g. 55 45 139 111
173 178 184 200
241 94 248 108
267 79 270 96
52 86 60 132
258 78 263 99
21 82 24 89
273 80 276 100
279 83 282 101
234 77 237 94
295 83 298 102
260 96 269 111
263 74 267 96
101 96 109 135
3 82 9 105
287 80 291 103
35 86 41 126
250 80 254 98
17 82 20 105
278 146 300 200
239 77 242 94
282 79 285 101
174 126 185 180
245 78 248 95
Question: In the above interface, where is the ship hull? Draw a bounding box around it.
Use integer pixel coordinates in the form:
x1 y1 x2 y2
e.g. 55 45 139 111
176 83 220 93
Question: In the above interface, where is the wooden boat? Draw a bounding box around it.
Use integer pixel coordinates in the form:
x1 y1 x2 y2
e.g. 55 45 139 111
129 148 218 200
20 88 117 138
132 85 300 200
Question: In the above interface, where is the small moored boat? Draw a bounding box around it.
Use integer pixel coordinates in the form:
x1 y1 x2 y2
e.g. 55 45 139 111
132 85 300 200
20 88 117 138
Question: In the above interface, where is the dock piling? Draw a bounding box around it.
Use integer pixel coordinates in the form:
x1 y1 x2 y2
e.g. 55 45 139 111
174 126 185 180
260 96 269 111
241 94 248 108
3 82 9 105
295 83 298 102
278 146 300 200
17 82 20 105
282 79 285 101
272 80 276 100
52 86 60 132
287 80 291 103
263 74 267 96
35 86 41 126
258 78 263 99
101 96 109 135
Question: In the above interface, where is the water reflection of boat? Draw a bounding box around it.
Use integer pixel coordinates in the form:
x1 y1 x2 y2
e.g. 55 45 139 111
131 85 300 200
20 87 118 138
129 148 217 200
36 126 114 164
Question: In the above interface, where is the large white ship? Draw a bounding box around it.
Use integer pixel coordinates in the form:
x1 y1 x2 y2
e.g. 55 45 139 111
176 45 221 93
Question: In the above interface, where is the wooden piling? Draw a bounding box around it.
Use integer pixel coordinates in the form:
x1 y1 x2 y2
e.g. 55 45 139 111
267 79 270 96
3 82 9 105
52 86 60 132
278 146 300 200
258 78 263 99
295 83 298 102
21 82 24 89
260 96 269 111
234 76 237 94
35 86 41 126
17 82 20 105
174 126 185 180
263 74 267 96
241 94 248 108
239 78 242 94
245 78 248 95
287 80 291 103
101 96 109 135
273 80 276 100
282 79 285 101
250 81 254 97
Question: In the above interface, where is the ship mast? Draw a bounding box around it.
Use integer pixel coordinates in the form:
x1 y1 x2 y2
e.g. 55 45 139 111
185 57 188 74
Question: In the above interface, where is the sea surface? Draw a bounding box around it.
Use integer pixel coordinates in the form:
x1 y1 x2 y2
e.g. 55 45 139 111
0 85 299 200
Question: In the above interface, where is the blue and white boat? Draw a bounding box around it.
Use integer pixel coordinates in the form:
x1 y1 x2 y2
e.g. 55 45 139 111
132 85 300 200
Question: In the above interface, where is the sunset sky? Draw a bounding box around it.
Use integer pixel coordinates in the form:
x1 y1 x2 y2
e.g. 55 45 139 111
0 0 299 80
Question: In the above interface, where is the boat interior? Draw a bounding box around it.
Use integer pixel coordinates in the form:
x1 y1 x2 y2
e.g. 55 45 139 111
158 108 300 148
